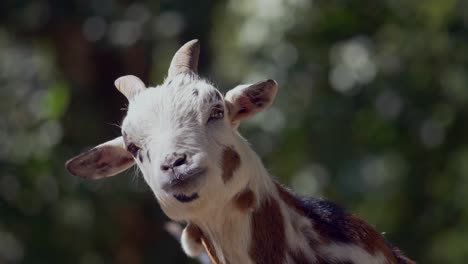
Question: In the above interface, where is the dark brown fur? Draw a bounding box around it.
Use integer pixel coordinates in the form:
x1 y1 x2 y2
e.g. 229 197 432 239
249 196 286 264
185 223 202 244
288 249 310 264
221 147 241 183
345 215 398 262
233 188 255 212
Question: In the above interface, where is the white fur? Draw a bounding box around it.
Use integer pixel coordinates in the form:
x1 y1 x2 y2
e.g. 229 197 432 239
121 74 268 221
181 226 204 257
320 244 388 264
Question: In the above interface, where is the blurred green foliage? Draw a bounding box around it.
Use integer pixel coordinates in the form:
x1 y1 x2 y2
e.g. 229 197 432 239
1 0 468 263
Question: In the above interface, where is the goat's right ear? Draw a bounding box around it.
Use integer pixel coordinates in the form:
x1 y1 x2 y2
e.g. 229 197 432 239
65 137 135 179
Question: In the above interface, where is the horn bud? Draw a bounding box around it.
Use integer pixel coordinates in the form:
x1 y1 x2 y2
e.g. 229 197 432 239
168 39 200 77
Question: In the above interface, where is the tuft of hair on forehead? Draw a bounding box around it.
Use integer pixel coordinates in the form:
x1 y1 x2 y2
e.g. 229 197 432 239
122 72 224 134
160 73 223 105
163 72 201 88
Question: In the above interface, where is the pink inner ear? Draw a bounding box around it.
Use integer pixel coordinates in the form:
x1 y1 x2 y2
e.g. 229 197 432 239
235 95 256 119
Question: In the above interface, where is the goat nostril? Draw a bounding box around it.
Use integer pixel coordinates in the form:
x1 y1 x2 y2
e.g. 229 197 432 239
161 153 187 171
173 154 187 167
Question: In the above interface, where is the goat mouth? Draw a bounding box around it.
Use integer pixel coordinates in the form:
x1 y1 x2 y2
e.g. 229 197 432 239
173 193 199 203
162 167 206 193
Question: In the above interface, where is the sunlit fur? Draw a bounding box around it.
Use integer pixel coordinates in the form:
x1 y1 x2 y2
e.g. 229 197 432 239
122 73 268 221
320 244 387 264
121 73 273 263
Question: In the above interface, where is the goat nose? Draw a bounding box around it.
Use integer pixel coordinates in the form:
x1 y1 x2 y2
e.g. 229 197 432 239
160 153 187 171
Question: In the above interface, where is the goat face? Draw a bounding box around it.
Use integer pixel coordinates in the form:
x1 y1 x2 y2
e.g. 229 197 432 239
120 74 277 220
65 40 278 221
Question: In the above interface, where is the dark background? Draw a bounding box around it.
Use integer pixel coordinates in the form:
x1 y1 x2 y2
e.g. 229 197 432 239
1 0 468 263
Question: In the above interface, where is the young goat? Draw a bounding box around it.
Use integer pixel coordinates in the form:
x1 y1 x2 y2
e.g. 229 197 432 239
66 40 414 264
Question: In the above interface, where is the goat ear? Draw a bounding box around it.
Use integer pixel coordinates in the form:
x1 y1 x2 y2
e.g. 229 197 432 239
65 137 135 179
225 79 278 127
115 75 146 100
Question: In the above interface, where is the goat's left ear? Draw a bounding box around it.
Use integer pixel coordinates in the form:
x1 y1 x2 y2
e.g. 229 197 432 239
225 79 278 127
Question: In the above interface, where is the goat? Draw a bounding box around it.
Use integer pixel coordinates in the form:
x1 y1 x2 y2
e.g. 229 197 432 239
66 40 414 264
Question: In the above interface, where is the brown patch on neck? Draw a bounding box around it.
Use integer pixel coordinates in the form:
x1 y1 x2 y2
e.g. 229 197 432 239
233 188 255 212
221 146 241 183
249 196 286 264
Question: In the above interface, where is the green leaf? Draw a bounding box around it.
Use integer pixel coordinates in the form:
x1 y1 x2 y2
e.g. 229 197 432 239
41 80 70 120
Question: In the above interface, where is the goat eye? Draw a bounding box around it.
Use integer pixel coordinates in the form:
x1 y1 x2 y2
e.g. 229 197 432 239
208 107 224 122
127 143 140 157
